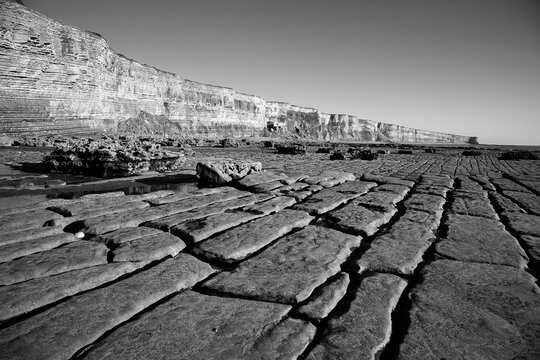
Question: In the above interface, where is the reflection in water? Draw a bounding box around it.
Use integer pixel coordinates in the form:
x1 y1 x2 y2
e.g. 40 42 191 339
46 173 200 200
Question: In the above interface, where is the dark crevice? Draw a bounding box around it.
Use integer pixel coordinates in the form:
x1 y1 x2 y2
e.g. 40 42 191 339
0 257 167 330
297 272 364 359
378 178 455 360
486 190 540 284
71 290 182 360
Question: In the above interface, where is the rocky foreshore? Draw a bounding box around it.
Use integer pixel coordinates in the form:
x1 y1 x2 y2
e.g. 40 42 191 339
0 142 539 359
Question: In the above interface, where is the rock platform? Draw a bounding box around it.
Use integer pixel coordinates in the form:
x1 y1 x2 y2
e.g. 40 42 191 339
1 146 539 359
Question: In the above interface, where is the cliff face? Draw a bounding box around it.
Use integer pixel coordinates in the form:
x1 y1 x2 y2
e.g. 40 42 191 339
0 1 475 143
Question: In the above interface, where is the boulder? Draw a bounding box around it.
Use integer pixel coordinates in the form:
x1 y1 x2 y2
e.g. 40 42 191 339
43 138 185 177
196 160 262 186
276 143 307 154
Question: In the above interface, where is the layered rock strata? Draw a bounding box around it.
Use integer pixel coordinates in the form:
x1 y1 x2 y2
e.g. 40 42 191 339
0 0 475 143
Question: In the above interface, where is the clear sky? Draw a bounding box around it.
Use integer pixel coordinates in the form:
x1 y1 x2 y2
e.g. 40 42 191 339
23 0 540 145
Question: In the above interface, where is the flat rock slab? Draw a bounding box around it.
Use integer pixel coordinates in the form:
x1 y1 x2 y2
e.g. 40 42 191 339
329 180 377 195
171 211 263 244
419 174 453 188
503 212 540 237
91 227 164 246
0 261 145 322
291 188 359 216
0 208 64 232
306 274 407 360
436 214 528 268
0 225 64 247
201 225 360 304
113 232 186 262
414 184 450 197
0 240 108 285
0 232 77 263
83 290 314 360
242 196 296 215
322 200 397 236
249 180 286 193
303 171 355 185
142 193 274 231
398 260 540 360
451 190 498 219
403 193 446 215
296 272 350 321
503 190 540 215
492 177 532 193
362 174 415 187
79 189 251 235
148 187 236 205
47 194 148 217
491 193 525 213
0 254 215 360
354 190 407 211
455 177 485 193
356 210 439 275
195 209 313 263
237 171 288 188
247 318 316 359
271 182 310 194
373 183 410 197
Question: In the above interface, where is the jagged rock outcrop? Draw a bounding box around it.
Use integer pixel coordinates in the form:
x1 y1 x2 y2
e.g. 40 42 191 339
0 0 476 143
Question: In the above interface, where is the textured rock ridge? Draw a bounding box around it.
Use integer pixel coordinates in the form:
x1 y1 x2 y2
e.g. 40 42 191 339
0 1 475 143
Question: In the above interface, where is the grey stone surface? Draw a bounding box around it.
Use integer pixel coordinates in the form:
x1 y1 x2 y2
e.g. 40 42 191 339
322 200 397 236
195 209 313 263
142 193 274 231
356 210 439 275
245 318 316 360
171 211 263 244
455 176 485 193
82 290 303 360
249 180 287 193
403 193 445 215
147 187 235 205
436 214 528 268
0 208 64 232
503 190 540 215
78 190 250 235
451 190 498 219
296 272 350 321
112 232 186 262
0 225 64 247
91 226 164 246
291 188 359 215
0 262 145 321
330 180 377 194
0 233 77 263
353 190 406 210
304 171 355 185
0 254 215 360
373 183 410 198
306 274 407 360
0 240 108 285
362 174 415 187
414 184 449 197
503 212 540 237
492 177 533 193
242 195 296 214
202 225 361 303
237 171 288 188
398 260 540 360
491 193 525 213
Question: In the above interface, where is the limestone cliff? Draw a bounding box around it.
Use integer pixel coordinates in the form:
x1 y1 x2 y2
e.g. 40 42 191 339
0 0 476 143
